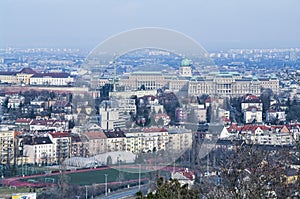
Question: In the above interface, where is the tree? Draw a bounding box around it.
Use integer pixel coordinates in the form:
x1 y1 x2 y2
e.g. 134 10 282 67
196 143 300 198
260 88 274 120
136 177 199 199
157 118 165 126
57 163 71 199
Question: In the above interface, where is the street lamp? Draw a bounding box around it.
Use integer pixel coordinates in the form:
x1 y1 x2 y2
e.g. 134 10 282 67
118 155 121 182
138 164 141 190
85 185 87 199
105 174 108 196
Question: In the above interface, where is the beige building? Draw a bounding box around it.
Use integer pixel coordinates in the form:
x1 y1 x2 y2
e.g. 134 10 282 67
118 70 279 97
17 73 34 85
166 127 193 153
84 131 107 156
188 73 264 97
0 68 36 85
0 72 18 84
119 71 168 90
104 129 126 152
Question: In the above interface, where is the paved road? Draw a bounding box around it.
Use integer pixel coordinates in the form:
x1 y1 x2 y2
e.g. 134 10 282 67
96 185 149 199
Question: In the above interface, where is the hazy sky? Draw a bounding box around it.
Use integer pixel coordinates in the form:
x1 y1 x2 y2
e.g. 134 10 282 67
1 0 300 51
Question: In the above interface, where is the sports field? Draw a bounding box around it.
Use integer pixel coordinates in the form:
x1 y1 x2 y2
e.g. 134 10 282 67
18 166 149 186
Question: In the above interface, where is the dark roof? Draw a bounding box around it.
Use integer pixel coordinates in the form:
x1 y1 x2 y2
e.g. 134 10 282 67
286 168 298 176
104 130 126 138
0 71 17 75
53 101 71 107
49 132 70 138
19 68 37 74
23 136 53 145
71 134 89 142
32 72 70 78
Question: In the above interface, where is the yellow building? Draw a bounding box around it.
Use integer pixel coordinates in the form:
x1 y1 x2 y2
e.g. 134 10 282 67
0 72 18 84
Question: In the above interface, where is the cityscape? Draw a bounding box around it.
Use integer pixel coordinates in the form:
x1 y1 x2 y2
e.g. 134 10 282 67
1 0 300 199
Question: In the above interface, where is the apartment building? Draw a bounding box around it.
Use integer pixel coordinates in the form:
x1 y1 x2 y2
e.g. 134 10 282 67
0 126 15 165
49 132 71 164
125 128 169 153
23 136 54 165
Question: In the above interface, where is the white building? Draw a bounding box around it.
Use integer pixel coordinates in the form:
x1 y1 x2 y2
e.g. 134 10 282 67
125 128 169 153
179 59 192 77
266 108 286 123
243 106 263 124
99 98 135 130
23 136 55 165
171 168 195 189
49 132 71 164
241 95 263 124
30 73 74 86
7 95 25 109
99 107 125 130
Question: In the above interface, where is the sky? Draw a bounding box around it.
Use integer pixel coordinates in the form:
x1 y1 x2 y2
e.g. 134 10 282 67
1 0 300 51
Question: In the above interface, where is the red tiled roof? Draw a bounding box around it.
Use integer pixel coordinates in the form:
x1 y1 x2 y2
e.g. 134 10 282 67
15 118 32 124
182 171 195 181
246 106 261 111
241 124 271 133
227 123 242 132
85 131 107 140
243 94 261 103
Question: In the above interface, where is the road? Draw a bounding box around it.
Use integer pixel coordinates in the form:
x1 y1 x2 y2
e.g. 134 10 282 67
96 185 149 199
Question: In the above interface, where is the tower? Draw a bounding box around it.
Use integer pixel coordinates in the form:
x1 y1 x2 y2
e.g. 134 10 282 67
179 58 192 77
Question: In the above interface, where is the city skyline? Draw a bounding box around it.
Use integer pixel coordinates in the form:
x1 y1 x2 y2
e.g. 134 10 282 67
1 0 300 51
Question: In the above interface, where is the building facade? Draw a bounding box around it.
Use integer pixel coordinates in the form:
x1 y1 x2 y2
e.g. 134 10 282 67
118 70 279 97
0 126 15 165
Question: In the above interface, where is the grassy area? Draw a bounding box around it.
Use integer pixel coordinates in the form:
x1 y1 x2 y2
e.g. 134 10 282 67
0 186 32 198
20 168 149 186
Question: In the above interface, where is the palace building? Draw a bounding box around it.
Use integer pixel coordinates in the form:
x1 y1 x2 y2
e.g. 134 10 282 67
118 59 279 97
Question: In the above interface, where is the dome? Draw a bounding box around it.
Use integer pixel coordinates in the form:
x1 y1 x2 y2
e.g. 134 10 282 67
181 58 191 67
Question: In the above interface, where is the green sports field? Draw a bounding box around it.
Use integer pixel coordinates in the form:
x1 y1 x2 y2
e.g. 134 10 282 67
20 167 150 185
